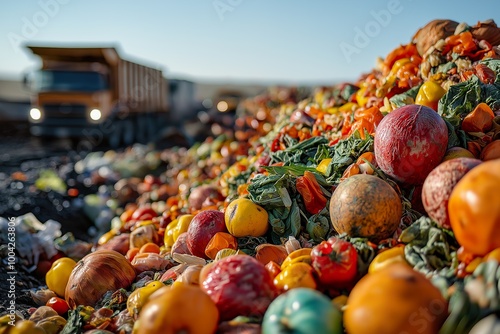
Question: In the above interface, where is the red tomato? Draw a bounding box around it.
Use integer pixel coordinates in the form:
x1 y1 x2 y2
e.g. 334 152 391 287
46 297 69 315
311 237 358 288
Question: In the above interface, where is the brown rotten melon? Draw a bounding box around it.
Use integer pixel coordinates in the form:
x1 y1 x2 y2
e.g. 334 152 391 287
421 157 482 229
329 174 402 242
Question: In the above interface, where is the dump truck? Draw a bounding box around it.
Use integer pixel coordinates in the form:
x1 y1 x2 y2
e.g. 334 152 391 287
24 45 169 147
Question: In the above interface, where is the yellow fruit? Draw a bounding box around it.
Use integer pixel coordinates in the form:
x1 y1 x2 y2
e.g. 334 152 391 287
485 248 500 262
127 281 164 317
164 214 194 248
280 248 313 270
368 246 407 273
225 198 269 237
442 147 475 161
45 257 77 298
316 158 332 174
273 262 317 291
9 320 45 334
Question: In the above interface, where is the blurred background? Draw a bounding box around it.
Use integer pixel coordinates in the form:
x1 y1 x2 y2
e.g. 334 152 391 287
0 0 499 150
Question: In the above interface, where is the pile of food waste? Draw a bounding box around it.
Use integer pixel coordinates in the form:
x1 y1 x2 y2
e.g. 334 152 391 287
2 18 500 334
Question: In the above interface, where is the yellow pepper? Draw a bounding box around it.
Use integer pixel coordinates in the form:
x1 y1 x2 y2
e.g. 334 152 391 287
45 257 77 298
135 219 155 228
465 248 500 274
338 102 358 113
368 246 406 273
316 158 332 175
97 229 117 246
465 257 483 274
376 58 411 98
127 281 164 317
274 262 317 291
356 83 369 107
164 214 194 248
281 248 312 270
389 58 411 76
326 107 339 114
415 80 446 111
484 248 500 262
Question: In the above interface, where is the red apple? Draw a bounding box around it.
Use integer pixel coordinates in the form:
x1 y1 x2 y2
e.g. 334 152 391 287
374 104 448 185
186 210 227 258
188 185 224 211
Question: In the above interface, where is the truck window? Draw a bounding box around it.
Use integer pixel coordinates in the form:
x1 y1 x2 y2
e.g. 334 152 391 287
33 70 109 92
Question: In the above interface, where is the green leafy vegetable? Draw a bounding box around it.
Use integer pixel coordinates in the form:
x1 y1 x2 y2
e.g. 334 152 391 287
444 119 468 149
337 234 377 277
248 173 295 207
248 173 302 243
389 84 421 108
435 61 457 75
438 74 500 127
60 305 91 334
325 132 374 183
400 216 459 278
270 136 328 166
303 207 331 243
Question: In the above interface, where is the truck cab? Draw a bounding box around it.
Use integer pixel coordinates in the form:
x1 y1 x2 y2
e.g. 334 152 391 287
28 65 112 137
25 45 168 147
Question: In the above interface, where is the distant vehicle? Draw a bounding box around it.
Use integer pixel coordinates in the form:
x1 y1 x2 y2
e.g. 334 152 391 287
206 90 245 128
24 45 169 147
187 89 246 139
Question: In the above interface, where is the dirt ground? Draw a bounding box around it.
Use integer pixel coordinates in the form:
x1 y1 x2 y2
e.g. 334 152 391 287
0 122 102 315
0 120 194 315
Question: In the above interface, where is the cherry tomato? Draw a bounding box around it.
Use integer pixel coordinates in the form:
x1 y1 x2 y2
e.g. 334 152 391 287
311 237 358 288
46 296 69 315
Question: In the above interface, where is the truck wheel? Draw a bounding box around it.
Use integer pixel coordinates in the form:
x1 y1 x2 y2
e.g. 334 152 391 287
136 115 148 144
148 114 159 142
108 120 122 148
122 120 135 146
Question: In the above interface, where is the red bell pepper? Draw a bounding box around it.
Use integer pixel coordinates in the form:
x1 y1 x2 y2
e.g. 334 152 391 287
295 171 327 214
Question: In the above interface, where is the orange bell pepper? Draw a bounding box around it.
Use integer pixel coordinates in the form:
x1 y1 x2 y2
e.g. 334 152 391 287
348 106 383 139
444 31 477 57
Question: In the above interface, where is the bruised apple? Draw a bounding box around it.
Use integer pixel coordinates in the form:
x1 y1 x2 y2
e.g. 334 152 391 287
374 104 448 185
422 157 482 229
201 255 277 321
188 185 224 211
186 210 227 258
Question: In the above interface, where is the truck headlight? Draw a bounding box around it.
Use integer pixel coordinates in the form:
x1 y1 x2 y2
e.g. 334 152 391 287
90 109 101 121
29 108 42 121
217 101 228 112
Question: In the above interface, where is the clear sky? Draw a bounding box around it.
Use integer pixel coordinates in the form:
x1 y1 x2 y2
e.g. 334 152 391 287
1 0 499 85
